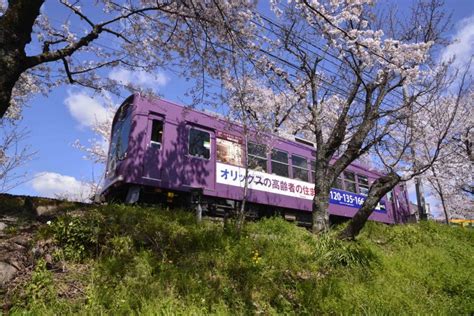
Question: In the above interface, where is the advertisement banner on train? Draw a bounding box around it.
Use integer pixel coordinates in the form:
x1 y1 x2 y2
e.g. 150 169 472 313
329 188 386 213
216 162 386 212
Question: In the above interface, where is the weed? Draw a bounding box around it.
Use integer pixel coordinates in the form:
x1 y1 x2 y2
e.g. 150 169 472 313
46 212 101 261
12 258 57 312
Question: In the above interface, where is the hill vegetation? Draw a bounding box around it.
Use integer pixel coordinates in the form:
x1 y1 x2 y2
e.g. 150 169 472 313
2 203 473 314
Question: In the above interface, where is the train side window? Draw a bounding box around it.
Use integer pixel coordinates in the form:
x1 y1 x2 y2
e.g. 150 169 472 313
188 128 211 159
310 160 316 182
150 120 163 149
248 142 268 172
387 190 395 203
334 173 343 190
358 175 369 195
271 149 289 177
343 171 357 192
292 155 309 182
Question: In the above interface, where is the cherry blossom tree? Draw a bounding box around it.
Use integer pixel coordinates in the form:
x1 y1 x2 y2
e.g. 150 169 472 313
229 0 455 233
339 71 471 239
0 0 258 119
0 118 35 192
420 88 473 223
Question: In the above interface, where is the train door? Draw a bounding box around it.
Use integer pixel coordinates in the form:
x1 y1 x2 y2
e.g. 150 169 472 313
182 125 215 191
143 115 164 180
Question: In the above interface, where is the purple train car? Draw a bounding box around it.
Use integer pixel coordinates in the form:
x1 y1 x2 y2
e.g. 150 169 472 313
101 94 411 225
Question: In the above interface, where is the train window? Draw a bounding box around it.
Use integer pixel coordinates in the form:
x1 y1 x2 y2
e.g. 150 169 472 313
343 171 357 192
109 104 132 161
387 191 393 202
188 128 211 159
248 142 268 172
310 160 316 182
150 120 163 149
271 149 289 177
334 174 343 190
292 155 309 182
358 175 369 195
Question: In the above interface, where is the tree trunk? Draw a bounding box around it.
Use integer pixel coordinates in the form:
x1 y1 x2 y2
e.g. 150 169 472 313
339 172 400 240
434 180 450 225
439 191 449 226
311 156 334 233
234 127 250 234
312 187 330 233
0 72 20 117
0 42 29 118
430 167 450 225
236 164 249 233
0 0 44 118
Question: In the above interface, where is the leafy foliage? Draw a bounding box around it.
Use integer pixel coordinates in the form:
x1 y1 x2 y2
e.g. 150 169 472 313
12 205 474 314
21 259 56 310
46 212 102 261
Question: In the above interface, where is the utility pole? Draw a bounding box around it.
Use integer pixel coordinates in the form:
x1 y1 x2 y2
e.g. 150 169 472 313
415 177 427 221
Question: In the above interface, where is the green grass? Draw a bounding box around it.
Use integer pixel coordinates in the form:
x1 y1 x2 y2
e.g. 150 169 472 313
9 205 474 315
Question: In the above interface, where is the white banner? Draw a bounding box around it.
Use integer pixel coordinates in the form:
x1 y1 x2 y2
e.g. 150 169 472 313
216 162 314 200
216 162 387 212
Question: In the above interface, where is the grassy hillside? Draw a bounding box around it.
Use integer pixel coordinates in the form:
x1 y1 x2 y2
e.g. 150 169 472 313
5 204 474 315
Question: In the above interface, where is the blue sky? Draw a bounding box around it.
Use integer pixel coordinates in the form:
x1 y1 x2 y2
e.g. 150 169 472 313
6 1 474 218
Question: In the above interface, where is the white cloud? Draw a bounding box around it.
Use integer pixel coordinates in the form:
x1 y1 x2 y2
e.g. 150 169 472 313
108 68 169 90
64 91 110 128
440 15 474 73
31 172 94 202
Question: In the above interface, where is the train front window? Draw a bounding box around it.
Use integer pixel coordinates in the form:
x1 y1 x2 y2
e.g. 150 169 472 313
343 171 357 192
271 149 289 177
110 104 132 161
292 155 309 182
150 120 163 149
248 142 267 172
358 175 369 195
189 128 211 159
